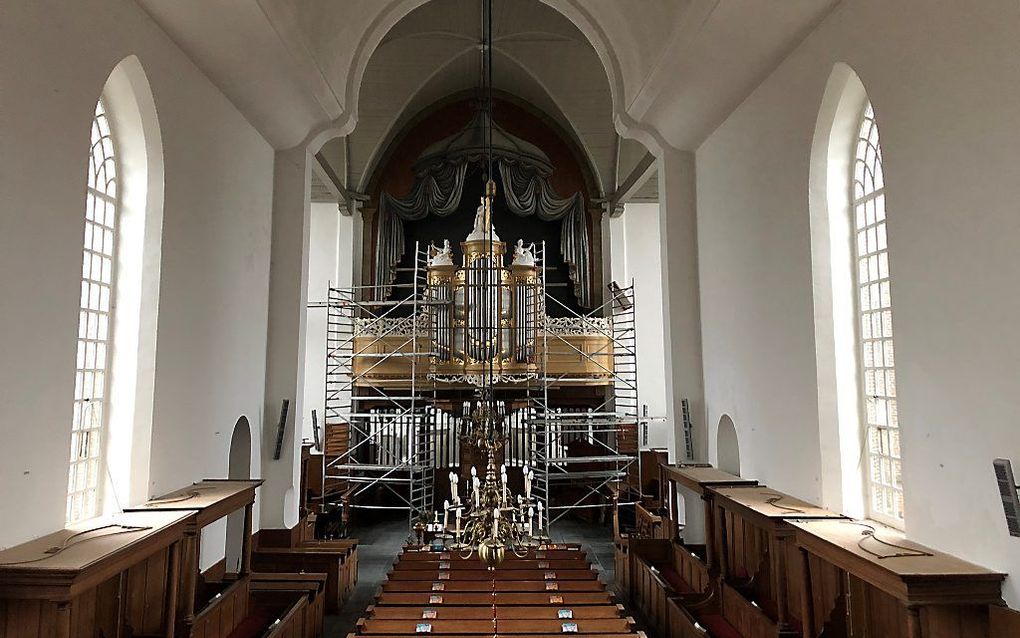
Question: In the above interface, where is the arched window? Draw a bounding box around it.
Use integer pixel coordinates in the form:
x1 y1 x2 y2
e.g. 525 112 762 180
68 98 120 523
852 102 902 525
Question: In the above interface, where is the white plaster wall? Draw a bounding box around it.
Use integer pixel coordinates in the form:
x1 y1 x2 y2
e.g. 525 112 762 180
0 0 274 567
302 203 341 443
620 204 671 452
695 0 1020 604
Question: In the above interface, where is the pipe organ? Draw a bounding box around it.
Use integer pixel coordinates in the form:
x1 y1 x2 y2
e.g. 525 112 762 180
353 202 612 388
426 205 540 385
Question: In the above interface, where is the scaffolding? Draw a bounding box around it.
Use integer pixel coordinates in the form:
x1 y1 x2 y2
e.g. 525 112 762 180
527 243 641 526
320 240 641 532
323 242 437 523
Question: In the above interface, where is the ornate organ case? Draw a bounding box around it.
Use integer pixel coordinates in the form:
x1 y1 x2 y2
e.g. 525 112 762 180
353 234 613 388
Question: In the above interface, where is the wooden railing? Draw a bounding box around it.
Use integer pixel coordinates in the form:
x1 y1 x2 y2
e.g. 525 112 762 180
620 458 1014 638
634 501 663 539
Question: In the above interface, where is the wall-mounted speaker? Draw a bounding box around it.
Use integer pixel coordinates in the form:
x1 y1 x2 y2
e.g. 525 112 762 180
993 458 1020 537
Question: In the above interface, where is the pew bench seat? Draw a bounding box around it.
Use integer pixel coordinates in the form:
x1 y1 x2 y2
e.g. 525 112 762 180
375 592 616 606
348 634 644 638
381 580 605 593
395 559 589 571
387 568 597 581
252 546 352 613
357 617 636 635
366 604 627 620
697 613 743 638
658 566 696 594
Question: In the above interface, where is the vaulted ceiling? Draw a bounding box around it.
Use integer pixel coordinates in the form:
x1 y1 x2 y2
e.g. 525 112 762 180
137 0 840 199
347 0 615 195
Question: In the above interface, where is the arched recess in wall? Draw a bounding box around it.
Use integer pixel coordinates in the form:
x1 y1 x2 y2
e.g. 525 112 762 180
716 415 740 476
808 62 869 519
225 416 252 574
101 55 165 511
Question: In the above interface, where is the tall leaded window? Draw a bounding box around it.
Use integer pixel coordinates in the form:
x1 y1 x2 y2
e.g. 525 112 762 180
67 98 119 523
852 102 902 525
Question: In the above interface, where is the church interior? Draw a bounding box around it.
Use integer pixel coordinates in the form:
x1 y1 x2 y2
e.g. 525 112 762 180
3 1 1020 637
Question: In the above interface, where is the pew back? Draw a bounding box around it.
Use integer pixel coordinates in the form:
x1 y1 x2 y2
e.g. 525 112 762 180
792 518 1005 638
0 511 190 638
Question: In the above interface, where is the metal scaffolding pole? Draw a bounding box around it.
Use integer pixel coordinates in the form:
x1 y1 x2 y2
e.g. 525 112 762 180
322 242 437 522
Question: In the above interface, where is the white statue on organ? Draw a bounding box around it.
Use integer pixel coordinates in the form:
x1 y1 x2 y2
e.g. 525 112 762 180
512 239 536 266
429 239 454 266
466 197 500 242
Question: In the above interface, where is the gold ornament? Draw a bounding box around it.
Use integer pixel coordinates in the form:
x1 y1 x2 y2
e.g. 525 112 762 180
477 539 506 569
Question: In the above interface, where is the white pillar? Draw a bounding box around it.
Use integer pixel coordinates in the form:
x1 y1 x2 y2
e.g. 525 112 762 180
622 203 669 450
338 204 364 289
262 146 312 530
606 208 628 286
301 203 342 444
657 149 705 462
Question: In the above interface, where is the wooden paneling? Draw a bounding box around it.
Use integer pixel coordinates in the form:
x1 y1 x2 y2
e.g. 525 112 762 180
252 546 353 614
671 545 710 595
666 597 710 638
989 605 1020 638
189 576 249 638
721 581 777 638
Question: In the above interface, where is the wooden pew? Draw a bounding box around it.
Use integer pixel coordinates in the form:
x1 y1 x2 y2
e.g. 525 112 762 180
627 538 710 598
256 519 359 606
388 568 597 581
252 545 353 614
658 464 757 569
381 580 606 593
364 544 644 638
374 591 616 606
395 547 589 562
125 479 265 637
347 635 642 638
248 572 328 638
0 510 189 638
394 559 586 571
990 605 1020 638
634 501 665 540
628 552 674 637
661 580 776 638
791 518 1005 638
365 604 628 619
357 617 637 634
625 538 714 636
710 485 846 634
297 538 359 601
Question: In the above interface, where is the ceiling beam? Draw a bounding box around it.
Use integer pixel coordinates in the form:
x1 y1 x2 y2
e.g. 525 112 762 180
609 151 656 216
313 152 362 214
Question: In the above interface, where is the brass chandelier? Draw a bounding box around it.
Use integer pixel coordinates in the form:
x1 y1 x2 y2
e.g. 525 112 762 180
423 0 543 567
435 395 543 567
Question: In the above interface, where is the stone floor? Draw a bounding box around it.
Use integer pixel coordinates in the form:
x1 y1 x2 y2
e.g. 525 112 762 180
322 516 618 637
